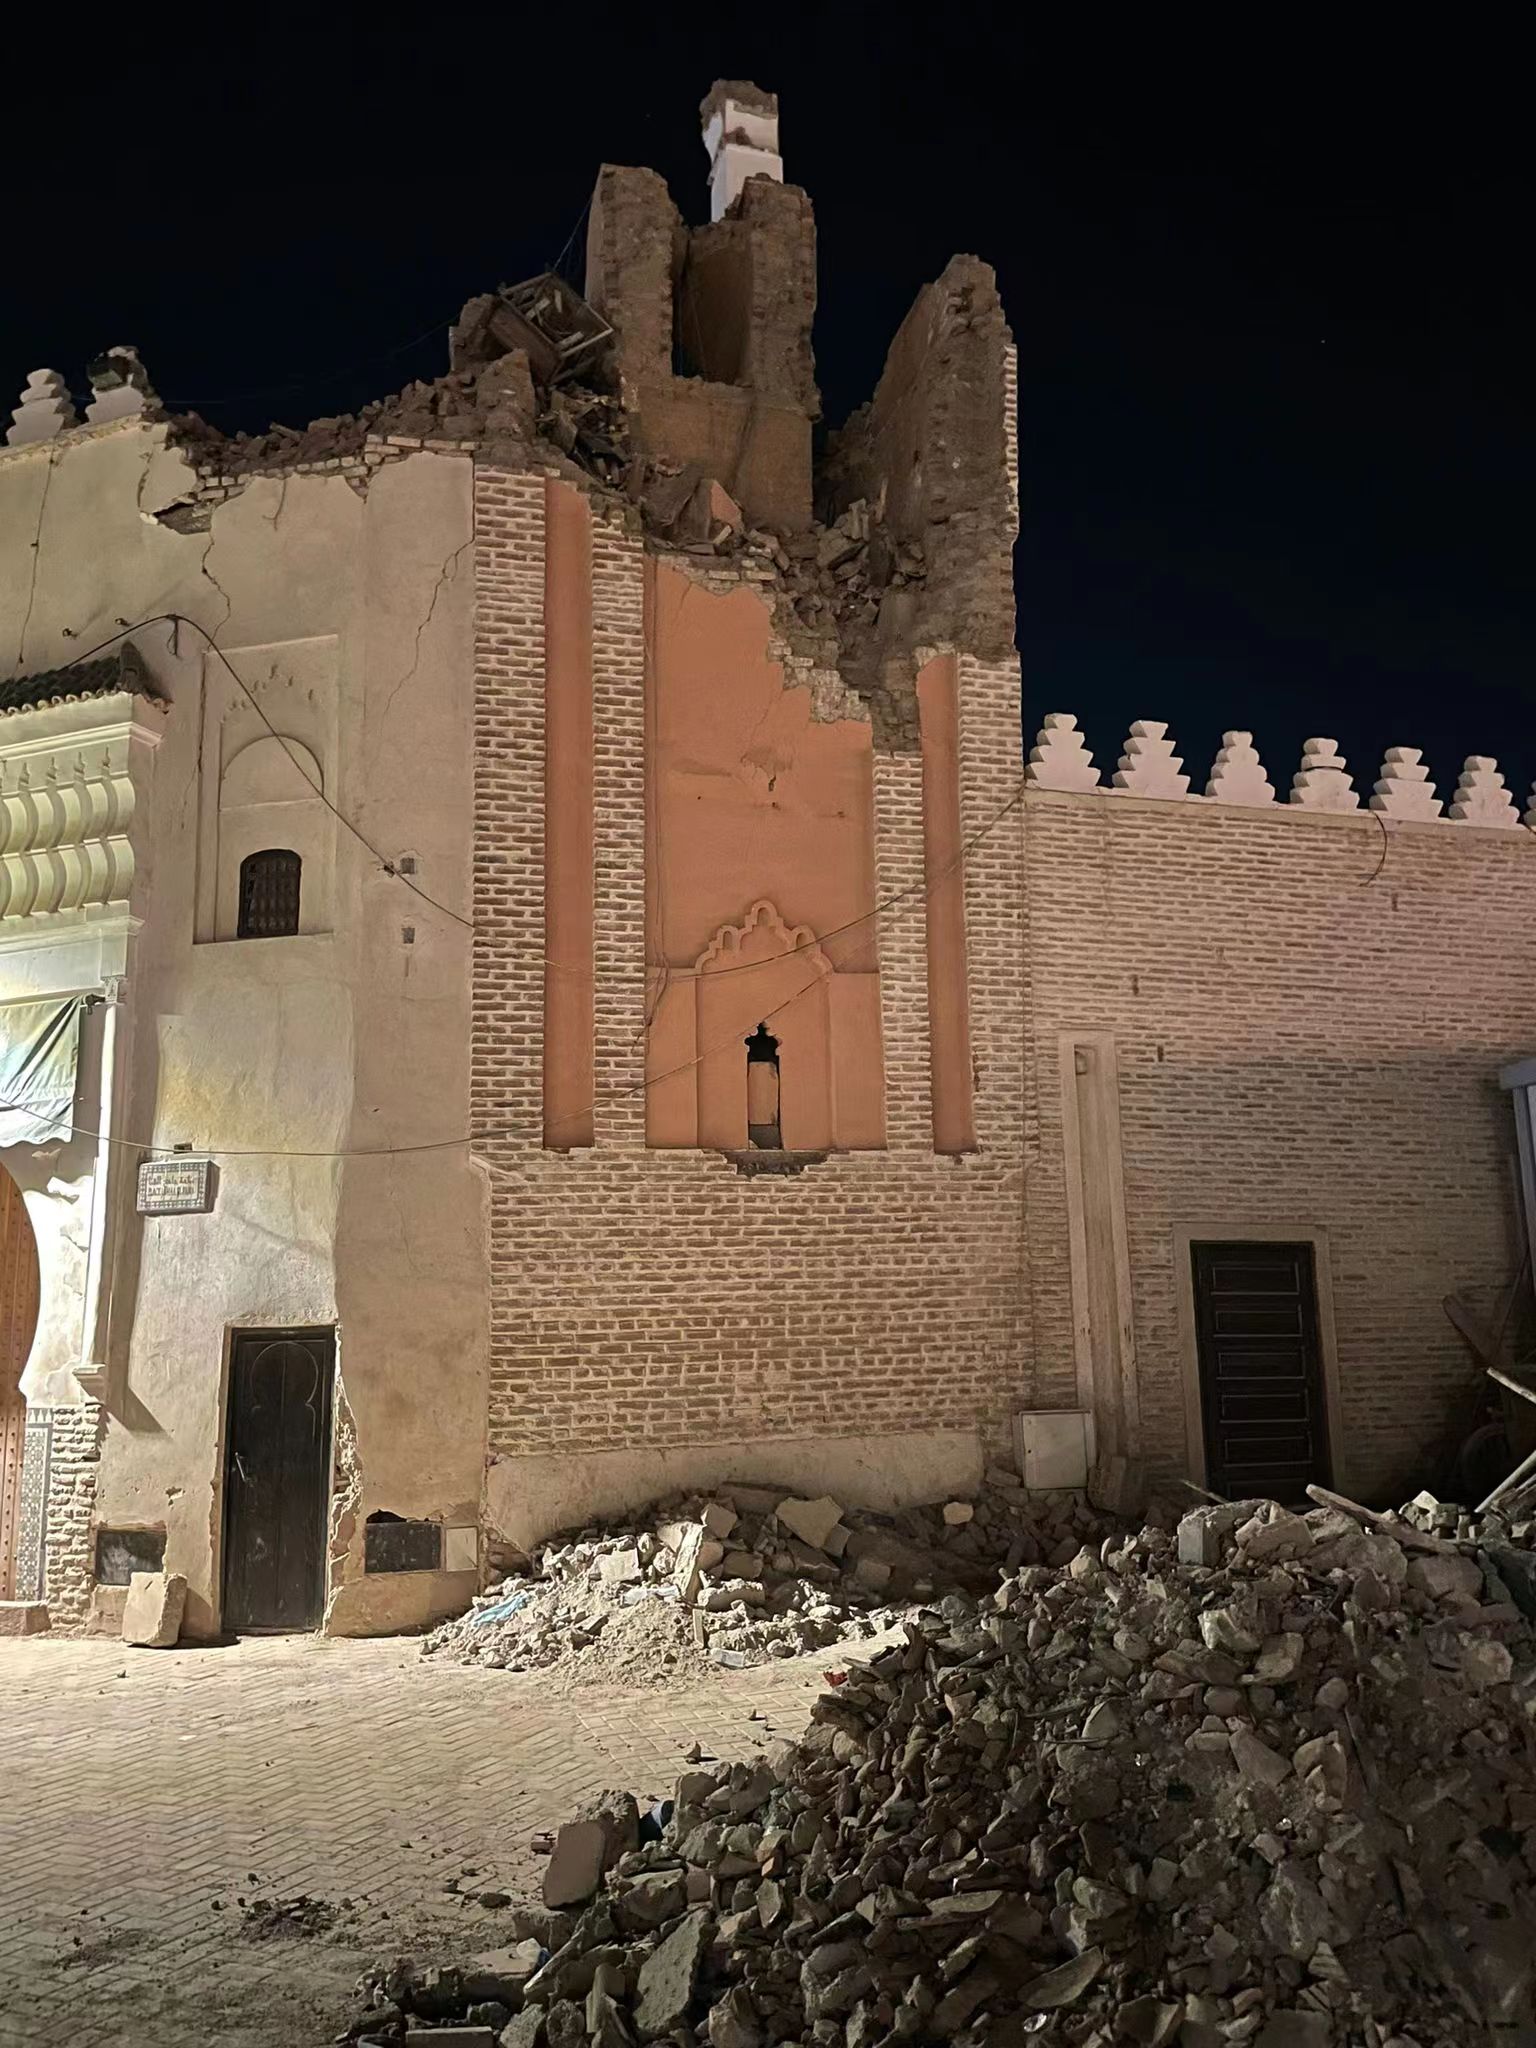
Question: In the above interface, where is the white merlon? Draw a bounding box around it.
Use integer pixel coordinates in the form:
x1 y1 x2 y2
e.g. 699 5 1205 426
1290 737 1359 811
1206 731 1275 806
702 86 783 222
1369 746 1443 820
1111 719 1190 799
1449 756 1521 828
6 368 77 446
85 345 158 425
1026 712 1101 791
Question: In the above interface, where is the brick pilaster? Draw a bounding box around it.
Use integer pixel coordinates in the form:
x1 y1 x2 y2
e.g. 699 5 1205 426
872 751 932 1150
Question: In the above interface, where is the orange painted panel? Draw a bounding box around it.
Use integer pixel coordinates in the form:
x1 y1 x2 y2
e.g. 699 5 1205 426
646 564 877 974
644 561 884 1150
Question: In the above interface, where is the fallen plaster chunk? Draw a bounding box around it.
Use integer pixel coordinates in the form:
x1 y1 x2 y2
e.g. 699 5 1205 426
542 1819 608 1907
121 1571 187 1648
773 1495 844 1551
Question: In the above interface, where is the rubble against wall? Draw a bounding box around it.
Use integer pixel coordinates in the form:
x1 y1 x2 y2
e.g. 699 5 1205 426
348 1489 1536 2045
422 1478 1116 1684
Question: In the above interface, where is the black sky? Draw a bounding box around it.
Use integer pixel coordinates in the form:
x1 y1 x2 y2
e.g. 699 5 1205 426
8 12 1529 805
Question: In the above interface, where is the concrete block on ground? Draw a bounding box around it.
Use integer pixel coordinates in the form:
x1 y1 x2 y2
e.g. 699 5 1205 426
0 1601 50 1637
121 1572 187 1648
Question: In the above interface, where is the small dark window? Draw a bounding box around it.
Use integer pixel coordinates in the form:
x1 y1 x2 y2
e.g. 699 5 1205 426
745 1023 782 1149
237 848 301 939
94 1527 167 1584
364 1513 443 1574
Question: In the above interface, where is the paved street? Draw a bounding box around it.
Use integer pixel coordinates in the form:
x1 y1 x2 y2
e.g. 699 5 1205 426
0 1630 847 2048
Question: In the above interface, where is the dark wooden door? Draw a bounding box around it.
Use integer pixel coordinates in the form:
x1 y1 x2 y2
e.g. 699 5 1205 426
222 1330 333 1631
1191 1241 1330 1501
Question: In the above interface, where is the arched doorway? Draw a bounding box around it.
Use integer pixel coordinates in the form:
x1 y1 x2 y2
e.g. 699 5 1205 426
0 1168 40 1598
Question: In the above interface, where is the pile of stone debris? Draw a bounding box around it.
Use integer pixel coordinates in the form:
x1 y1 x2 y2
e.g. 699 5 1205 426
421 1479 1113 1683
349 1488 1535 2046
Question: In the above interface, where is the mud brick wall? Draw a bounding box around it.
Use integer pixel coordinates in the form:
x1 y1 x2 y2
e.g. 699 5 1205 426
471 459 1029 1468
41 1401 104 1625
1021 788 1536 1499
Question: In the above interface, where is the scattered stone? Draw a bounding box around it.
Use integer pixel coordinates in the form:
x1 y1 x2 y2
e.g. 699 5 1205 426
542 1823 607 1909
1020 1947 1106 2008
1254 2014 1332 2048
423 1482 1117 1681
1259 1863 1331 1960
1231 1728 1291 1788
362 1480 1534 2047
773 1496 844 1551
633 1908 710 2038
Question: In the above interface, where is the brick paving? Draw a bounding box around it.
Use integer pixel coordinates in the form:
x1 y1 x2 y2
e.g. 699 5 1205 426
0 1631 848 2048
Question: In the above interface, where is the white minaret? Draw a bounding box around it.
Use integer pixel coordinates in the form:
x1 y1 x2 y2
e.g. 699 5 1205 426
700 80 783 222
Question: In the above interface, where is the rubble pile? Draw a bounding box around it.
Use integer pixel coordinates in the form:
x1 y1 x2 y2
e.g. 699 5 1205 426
422 1485 1118 1683
739 497 926 650
353 1492 1536 2045
168 351 592 481
1397 1484 1535 1547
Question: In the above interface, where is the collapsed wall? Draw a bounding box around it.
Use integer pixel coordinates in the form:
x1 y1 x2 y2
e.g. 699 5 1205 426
462 81 1029 1538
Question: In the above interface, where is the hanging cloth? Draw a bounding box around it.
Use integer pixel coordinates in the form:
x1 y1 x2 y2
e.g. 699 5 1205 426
0 997 85 1148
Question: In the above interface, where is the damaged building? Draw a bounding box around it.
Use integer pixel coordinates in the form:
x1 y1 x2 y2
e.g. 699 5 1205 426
1 84 1535 1640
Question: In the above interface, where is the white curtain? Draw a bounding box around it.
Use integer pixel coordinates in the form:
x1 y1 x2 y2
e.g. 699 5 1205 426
0 998 85 1148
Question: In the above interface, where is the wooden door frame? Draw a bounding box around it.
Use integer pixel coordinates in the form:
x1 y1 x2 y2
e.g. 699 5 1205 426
1 1169 40 1601
1172 1224 1347 1497
217 1324 338 1634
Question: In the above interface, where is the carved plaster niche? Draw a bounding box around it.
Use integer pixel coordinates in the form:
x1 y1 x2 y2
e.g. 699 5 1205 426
694 901 836 1153
194 638 338 942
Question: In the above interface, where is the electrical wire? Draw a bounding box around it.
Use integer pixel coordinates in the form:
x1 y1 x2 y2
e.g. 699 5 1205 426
0 765 1029 1162
52 613 475 931
47 610 1028 980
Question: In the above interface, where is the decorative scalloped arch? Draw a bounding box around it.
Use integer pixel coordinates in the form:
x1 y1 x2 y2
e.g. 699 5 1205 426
693 899 834 978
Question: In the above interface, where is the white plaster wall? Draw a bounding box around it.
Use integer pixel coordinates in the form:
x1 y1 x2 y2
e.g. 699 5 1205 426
485 1427 986 1554
0 425 487 1637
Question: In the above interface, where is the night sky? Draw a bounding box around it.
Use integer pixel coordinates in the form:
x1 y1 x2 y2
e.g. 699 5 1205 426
9 16 1529 805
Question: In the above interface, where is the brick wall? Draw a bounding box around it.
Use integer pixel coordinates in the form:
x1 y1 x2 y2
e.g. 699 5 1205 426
472 462 1030 1471
1021 788 1536 1498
